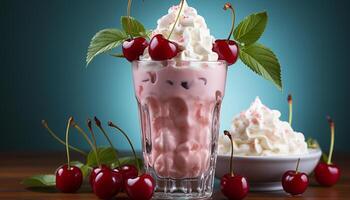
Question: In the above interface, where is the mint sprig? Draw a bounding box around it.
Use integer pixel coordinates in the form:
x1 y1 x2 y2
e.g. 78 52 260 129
232 11 282 90
86 16 150 66
239 43 282 90
234 11 267 46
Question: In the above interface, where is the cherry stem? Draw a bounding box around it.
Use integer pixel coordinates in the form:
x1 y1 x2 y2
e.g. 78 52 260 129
72 121 101 166
127 0 133 39
327 116 335 164
224 130 234 177
87 118 103 167
295 158 301 174
108 121 140 173
168 0 185 40
41 120 87 156
224 3 236 41
288 94 293 126
65 117 73 168
94 117 121 166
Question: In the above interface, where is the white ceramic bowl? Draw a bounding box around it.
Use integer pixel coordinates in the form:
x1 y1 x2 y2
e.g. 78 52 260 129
215 149 322 191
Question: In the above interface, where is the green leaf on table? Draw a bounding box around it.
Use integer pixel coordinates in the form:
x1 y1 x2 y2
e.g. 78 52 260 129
121 16 147 38
239 43 282 90
81 164 92 178
21 174 55 188
234 11 268 46
70 160 84 168
86 28 128 65
86 147 118 167
110 156 143 169
306 137 320 149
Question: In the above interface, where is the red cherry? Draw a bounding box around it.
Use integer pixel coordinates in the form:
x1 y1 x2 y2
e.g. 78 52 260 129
93 168 123 199
148 34 179 61
89 165 110 188
55 164 83 193
220 131 249 200
220 174 249 200
122 37 149 62
282 170 309 195
314 162 340 186
125 174 155 200
213 39 239 65
119 164 138 188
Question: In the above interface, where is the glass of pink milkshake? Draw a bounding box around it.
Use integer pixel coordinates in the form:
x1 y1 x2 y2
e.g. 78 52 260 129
132 60 227 199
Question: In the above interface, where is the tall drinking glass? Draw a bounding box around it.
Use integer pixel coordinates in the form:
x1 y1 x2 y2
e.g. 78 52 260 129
132 60 227 199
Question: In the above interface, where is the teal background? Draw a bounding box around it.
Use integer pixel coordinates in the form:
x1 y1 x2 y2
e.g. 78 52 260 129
1 0 349 152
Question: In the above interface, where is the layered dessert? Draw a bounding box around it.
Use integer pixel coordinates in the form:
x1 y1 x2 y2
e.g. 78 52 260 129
218 97 308 156
133 0 225 179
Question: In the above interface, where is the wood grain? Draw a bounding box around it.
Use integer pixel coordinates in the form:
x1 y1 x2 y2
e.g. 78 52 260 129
0 152 349 200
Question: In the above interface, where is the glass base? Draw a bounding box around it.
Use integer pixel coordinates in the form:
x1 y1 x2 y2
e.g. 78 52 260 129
150 168 215 199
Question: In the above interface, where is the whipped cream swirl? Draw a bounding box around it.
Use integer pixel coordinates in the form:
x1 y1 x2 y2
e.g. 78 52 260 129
218 97 308 156
141 0 218 61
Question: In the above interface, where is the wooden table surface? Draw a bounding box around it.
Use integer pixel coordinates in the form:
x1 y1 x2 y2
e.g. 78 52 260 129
0 152 349 200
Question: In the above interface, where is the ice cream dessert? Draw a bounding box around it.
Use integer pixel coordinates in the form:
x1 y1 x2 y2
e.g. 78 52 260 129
133 0 226 179
141 0 218 62
218 97 308 156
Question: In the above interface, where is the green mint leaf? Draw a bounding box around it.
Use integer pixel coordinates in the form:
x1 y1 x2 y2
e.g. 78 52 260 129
121 16 146 37
306 137 320 149
21 174 55 188
239 43 282 90
234 11 268 46
86 147 118 167
86 28 128 65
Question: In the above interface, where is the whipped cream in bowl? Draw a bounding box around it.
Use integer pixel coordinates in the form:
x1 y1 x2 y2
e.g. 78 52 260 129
215 97 321 191
219 97 308 156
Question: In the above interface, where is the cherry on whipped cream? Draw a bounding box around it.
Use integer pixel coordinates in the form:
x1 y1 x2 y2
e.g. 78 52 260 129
123 37 149 62
213 3 239 65
148 0 185 61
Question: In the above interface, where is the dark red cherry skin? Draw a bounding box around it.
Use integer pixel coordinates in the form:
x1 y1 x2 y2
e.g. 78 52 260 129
314 162 340 187
282 170 309 195
125 174 155 200
89 165 110 188
220 174 249 200
119 164 138 189
148 34 179 61
122 37 149 62
93 168 123 199
212 39 239 65
55 164 83 193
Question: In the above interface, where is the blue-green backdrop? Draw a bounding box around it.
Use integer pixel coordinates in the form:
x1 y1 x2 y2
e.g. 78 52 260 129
1 0 349 152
